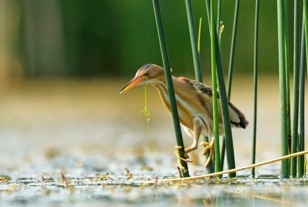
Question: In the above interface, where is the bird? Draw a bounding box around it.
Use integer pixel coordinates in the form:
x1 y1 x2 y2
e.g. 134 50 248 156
119 64 248 168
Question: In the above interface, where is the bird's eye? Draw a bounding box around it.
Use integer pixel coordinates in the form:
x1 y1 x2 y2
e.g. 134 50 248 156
144 71 149 76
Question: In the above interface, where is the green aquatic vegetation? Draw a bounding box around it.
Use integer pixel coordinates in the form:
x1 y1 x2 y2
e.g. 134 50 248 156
152 0 189 177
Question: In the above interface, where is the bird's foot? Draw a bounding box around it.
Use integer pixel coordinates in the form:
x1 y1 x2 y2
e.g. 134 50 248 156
174 146 192 170
199 141 214 168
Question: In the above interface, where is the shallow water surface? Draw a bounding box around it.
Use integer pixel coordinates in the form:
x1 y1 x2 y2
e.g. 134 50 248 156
0 77 307 206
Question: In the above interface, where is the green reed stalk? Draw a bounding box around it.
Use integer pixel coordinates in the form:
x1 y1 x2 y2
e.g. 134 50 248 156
297 19 306 177
152 0 190 177
216 0 221 32
215 0 224 171
198 17 202 54
220 0 240 171
220 139 226 171
211 0 224 170
226 0 240 99
277 0 290 178
185 0 214 173
304 0 308 75
205 0 236 177
185 0 203 82
251 0 259 178
210 0 221 173
291 0 300 178
216 26 236 177
283 1 292 156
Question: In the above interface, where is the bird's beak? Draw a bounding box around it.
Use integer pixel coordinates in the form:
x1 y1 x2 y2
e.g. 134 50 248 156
119 75 146 94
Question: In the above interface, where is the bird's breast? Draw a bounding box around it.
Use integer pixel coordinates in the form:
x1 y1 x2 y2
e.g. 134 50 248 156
154 83 211 132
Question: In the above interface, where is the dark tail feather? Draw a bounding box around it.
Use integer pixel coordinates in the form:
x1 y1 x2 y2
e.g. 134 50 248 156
231 119 248 129
228 102 249 129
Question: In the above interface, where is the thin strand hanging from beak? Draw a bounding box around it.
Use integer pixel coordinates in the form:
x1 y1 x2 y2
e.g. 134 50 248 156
137 84 160 172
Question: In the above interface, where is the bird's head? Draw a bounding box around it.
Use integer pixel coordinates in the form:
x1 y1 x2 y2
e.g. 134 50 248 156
119 64 165 94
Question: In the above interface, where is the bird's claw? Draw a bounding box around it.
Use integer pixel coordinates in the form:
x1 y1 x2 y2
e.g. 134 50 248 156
174 146 192 169
199 141 214 168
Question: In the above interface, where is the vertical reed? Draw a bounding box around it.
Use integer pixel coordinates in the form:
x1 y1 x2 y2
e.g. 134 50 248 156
216 0 221 32
304 0 308 74
251 0 260 178
297 19 306 177
282 1 292 156
302 8 307 180
209 0 222 173
291 0 300 178
276 0 290 178
184 0 203 82
220 0 240 171
226 0 240 99
205 0 236 177
215 1 224 171
184 0 214 173
152 0 190 177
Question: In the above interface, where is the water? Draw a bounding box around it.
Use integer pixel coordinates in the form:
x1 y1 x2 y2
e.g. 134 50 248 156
0 77 307 206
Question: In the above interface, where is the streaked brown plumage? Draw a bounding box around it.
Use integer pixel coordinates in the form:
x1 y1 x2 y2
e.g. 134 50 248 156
119 64 248 167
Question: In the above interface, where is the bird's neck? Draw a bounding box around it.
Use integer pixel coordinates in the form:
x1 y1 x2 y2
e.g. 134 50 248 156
151 76 178 111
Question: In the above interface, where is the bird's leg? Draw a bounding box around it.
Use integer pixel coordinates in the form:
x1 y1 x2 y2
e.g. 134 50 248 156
200 138 214 167
174 116 202 169
174 146 190 160
174 146 191 170
185 116 202 153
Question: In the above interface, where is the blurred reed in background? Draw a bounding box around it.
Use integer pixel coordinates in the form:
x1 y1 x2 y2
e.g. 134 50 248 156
0 0 287 82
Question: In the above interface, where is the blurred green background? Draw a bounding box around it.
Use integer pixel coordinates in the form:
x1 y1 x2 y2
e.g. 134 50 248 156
1 0 282 81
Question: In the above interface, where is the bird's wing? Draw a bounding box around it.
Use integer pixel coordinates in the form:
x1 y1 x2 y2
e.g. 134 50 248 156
182 78 216 98
179 77 248 129
177 76 215 99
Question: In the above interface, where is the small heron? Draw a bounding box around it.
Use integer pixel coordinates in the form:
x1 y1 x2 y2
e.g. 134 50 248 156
119 64 248 167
